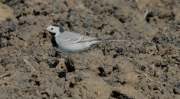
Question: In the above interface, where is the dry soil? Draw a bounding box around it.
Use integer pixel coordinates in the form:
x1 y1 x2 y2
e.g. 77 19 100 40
0 0 180 99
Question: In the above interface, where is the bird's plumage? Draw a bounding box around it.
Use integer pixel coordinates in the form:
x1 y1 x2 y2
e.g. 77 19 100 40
46 25 125 53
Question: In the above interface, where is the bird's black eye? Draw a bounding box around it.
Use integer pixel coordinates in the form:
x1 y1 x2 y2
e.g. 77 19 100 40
51 28 53 30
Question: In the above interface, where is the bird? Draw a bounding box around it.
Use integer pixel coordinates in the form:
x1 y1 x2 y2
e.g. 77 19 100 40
46 24 126 53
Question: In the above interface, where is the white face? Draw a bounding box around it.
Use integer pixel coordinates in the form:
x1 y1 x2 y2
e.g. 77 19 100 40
46 25 60 34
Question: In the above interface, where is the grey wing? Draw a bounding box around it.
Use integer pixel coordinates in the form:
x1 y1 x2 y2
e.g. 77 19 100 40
55 31 99 44
76 36 99 43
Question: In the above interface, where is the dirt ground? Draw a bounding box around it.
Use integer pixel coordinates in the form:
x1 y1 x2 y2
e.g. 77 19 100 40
0 0 180 99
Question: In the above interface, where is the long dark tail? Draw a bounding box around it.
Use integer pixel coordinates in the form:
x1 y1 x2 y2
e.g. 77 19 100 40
97 38 127 42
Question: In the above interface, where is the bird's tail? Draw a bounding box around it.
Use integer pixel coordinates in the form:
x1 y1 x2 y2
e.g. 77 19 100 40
97 38 127 42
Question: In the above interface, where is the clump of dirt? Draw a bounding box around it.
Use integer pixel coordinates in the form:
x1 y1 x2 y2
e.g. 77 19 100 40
0 0 180 99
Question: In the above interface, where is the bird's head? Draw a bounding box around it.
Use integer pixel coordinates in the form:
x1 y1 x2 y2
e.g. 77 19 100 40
46 24 65 36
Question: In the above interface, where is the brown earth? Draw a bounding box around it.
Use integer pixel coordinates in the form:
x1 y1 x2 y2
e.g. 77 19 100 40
0 0 180 99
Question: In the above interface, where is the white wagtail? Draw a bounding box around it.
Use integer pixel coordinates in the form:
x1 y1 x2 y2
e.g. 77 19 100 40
46 24 126 53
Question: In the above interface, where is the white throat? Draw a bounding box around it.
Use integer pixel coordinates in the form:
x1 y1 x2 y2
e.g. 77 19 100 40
55 31 60 37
